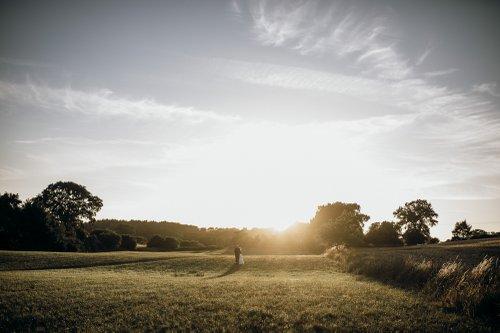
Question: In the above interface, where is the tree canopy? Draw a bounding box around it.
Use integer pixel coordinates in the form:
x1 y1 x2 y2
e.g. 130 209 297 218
452 220 472 240
365 221 402 247
393 199 438 238
35 181 103 236
310 202 369 246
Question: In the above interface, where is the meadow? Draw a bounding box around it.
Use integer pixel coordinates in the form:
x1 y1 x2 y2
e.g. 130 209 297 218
0 239 498 332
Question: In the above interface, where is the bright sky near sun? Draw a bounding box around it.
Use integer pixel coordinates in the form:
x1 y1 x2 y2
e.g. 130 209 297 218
1 0 499 239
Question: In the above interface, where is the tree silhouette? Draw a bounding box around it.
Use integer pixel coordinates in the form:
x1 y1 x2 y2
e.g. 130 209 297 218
120 234 137 250
0 193 23 249
35 181 103 238
452 220 472 240
0 193 65 250
402 228 427 245
311 202 369 246
89 229 121 251
19 199 65 250
365 221 402 247
393 199 438 239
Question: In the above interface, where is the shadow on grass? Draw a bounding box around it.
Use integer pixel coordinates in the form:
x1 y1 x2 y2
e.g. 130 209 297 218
2 256 187 271
210 263 241 278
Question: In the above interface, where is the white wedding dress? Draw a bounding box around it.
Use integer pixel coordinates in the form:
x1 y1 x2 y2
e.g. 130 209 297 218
238 254 244 265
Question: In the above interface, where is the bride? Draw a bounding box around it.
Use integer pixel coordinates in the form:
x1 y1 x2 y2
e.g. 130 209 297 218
234 245 244 265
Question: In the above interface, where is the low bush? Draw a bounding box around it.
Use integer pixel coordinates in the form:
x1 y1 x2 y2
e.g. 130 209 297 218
89 229 121 251
403 228 427 245
147 235 165 248
324 246 499 319
120 234 137 250
163 237 179 250
428 237 440 244
147 235 179 250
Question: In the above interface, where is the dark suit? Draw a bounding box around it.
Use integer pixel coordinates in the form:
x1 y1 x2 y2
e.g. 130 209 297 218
234 246 241 263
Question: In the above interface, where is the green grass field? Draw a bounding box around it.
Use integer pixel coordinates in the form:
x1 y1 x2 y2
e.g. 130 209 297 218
1 240 498 331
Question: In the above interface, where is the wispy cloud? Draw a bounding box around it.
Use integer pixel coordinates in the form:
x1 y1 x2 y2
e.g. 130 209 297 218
472 82 500 97
226 0 500 185
415 46 432 66
424 68 459 78
208 57 494 118
243 0 411 80
229 0 242 16
0 80 239 123
14 137 163 146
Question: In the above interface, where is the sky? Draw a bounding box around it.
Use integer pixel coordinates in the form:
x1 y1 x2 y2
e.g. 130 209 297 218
1 0 499 239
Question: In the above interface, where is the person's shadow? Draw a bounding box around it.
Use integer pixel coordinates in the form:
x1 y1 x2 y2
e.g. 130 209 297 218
211 263 241 278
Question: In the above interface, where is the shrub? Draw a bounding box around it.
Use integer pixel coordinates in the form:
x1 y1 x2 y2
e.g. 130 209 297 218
147 235 165 248
147 235 179 250
120 234 137 250
470 229 490 239
163 237 180 250
428 237 440 244
403 228 427 245
90 229 121 251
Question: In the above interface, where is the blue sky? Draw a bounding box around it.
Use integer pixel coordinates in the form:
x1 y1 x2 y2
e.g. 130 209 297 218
1 0 499 239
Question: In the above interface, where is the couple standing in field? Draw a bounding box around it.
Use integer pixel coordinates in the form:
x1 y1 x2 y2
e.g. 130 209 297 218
234 245 244 265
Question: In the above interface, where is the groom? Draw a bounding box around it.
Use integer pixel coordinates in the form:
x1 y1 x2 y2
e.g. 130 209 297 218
234 245 241 264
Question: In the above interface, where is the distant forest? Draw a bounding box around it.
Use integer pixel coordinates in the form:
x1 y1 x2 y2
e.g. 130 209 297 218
94 219 322 253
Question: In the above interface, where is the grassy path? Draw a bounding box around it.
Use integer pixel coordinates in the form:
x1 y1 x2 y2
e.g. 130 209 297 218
0 251 492 331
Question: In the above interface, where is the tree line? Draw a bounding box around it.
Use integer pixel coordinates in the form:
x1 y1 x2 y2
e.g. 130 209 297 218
0 181 137 251
1 181 498 252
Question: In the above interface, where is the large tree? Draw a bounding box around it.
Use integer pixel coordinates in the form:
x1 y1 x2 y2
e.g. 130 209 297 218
365 221 402 247
0 192 65 251
0 193 23 249
35 181 103 238
393 199 438 239
310 202 369 246
452 220 472 240
18 199 65 251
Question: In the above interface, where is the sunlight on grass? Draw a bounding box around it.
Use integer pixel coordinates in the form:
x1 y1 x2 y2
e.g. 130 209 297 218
0 250 492 331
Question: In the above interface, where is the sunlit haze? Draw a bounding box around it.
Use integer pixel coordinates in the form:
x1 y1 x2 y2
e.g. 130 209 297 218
1 0 500 239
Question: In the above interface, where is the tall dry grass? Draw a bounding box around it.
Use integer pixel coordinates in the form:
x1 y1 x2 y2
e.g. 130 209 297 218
324 246 499 319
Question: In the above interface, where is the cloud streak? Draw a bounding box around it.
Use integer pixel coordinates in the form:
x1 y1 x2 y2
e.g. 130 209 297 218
0 80 239 123
415 46 432 66
226 0 500 187
472 82 500 97
208 57 495 118
424 68 459 78
245 0 411 80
